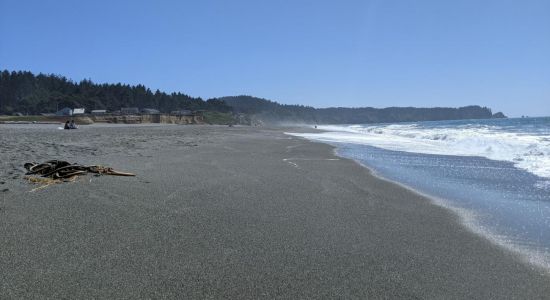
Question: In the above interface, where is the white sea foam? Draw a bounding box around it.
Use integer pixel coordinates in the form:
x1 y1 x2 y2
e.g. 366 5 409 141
290 123 550 180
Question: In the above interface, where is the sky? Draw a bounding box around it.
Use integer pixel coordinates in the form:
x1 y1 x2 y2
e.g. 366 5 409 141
1 0 549 117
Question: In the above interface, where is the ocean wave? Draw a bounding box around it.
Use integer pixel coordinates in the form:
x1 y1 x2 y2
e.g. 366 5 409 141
291 122 550 179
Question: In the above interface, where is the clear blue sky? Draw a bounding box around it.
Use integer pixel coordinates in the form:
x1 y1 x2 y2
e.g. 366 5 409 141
1 0 549 116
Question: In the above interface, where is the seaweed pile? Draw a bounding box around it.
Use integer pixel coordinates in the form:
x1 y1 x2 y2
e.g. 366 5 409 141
23 160 135 190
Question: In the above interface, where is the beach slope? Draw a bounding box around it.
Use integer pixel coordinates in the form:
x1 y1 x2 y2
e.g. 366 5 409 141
1 125 548 298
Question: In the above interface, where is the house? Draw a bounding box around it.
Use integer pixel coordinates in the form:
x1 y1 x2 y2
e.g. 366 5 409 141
72 108 85 115
121 107 139 115
141 108 160 114
56 107 73 116
91 110 107 115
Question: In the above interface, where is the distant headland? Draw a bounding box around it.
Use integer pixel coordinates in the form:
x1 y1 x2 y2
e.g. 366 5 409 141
0 70 506 125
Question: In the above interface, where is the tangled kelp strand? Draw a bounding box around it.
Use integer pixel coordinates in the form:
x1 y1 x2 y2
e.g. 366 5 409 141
23 160 135 190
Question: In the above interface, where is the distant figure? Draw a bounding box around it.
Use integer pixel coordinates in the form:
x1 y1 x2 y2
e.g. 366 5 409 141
64 121 70 130
314 125 317 129
69 120 77 129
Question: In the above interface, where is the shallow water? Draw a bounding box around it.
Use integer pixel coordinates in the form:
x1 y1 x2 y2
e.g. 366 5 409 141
288 117 550 268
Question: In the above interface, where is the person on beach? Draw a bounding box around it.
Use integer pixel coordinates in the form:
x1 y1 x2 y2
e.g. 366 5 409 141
64 120 70 130
69 120 77 129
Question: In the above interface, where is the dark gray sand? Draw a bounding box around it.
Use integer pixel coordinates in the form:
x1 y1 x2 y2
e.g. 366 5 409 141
1 124 549 299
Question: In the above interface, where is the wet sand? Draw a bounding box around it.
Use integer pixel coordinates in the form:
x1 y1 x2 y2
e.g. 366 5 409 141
1 124 549 298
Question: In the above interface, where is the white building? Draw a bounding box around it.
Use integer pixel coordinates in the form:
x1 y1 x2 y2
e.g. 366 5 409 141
73 108 86 115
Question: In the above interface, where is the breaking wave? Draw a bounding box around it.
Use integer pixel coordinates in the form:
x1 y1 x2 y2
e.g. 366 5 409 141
292 118 550 180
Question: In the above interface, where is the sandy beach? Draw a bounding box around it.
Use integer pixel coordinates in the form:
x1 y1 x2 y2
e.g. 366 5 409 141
1 124 549 299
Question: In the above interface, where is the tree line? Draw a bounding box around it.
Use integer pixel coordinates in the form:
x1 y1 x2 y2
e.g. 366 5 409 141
0 70 231 115
1 70 505 124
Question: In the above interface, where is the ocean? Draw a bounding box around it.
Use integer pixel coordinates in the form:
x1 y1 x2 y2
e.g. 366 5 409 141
289 117 550 269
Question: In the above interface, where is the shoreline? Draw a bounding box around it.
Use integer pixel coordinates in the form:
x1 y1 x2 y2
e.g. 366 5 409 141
285 129 550 274
333 143 550 273
1 125 549 298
